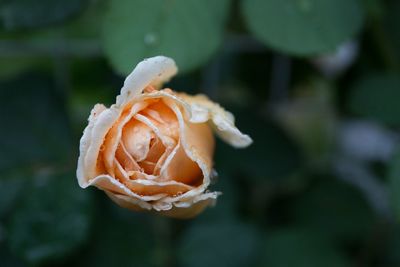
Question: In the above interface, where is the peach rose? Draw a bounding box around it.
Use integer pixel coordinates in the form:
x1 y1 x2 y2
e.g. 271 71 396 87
77 56 252 218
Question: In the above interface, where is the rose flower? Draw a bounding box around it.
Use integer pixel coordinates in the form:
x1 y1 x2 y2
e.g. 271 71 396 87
77 56 252 218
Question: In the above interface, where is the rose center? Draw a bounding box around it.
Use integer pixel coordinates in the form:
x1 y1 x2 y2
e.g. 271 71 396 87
118 99 179 177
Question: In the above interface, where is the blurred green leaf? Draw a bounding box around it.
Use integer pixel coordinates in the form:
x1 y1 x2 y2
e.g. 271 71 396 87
348 73 400 125
0 243 27 267
386 0 400 64
363 0 384 19
291 177 375 242
274 80 337 165
242 0 364 55
238 120 301 180
62 0 105 39
29 0 106 39
0 0 104 62
102 0 230 75
0 0 89 30
0 169 26 219
68 58 116 135
76 202 157 267
0 73 72 170
379 224 400 267
179 221 259 267
0 58 50 80
388 149 400 221
258 228 351 267
7 170 92 265
216 111 302 181
196 173 239 222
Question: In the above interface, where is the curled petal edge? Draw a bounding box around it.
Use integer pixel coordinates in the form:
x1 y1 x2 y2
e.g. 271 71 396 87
80 173 219 218
179 94 253 148
106 190 219 219
77 104 119 187
116 56 178 107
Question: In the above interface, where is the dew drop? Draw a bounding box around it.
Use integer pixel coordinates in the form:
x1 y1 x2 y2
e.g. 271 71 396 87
144 32 158 46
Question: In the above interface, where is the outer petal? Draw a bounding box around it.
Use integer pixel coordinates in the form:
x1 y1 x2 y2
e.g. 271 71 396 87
179 94 253 148
157 97 218 206
116 56 178 107
77 104 120 186
106 191 218 219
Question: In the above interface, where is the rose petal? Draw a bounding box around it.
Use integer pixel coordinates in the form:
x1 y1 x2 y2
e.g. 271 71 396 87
135 89 192 119
115 141 141 172
78 106 120 185
77 104 107 186
161 98 216 203
179 93 253 148
145 138 165 164
102 102 149 176
160 140 206 186
116 56 178 107
134 113 177 149
84 174 164 203
122 119 153 162
125 179 192 196
106 190 219 219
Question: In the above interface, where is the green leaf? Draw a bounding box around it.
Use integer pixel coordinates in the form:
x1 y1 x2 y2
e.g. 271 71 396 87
196 173 239 222
0 0 89 30
380 224 400 266
216 111 302 181
0 169 26 219
0 58 49 80
258 228 351 267
241 0 364 55
388 149 400 221
179 221 259 267
386 0 400 64
76 203 157 267
274 79 337 164
348 73 400 125
0 243 27 267
7 171 92 265
102 0 230 75
291 177 375 242
0 73 72 170
68 58 116 136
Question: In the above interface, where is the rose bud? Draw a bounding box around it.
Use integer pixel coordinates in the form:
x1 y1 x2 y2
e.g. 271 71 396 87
76 56 252 218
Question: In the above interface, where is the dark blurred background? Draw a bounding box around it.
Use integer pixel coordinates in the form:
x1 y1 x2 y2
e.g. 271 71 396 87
1 0 400 266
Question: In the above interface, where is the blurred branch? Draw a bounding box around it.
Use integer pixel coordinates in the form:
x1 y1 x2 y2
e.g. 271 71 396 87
0 39 102 57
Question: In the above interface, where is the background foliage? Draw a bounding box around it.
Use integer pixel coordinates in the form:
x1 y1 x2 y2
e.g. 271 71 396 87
0 0 399 266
